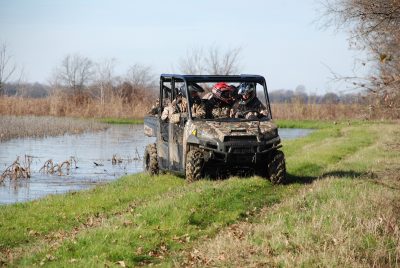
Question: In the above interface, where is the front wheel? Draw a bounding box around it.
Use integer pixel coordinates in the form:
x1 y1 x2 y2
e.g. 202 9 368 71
144 143 159 175
185 149 204 182
267 150 286 184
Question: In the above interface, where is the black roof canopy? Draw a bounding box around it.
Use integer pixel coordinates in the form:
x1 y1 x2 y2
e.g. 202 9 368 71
160 74 266 84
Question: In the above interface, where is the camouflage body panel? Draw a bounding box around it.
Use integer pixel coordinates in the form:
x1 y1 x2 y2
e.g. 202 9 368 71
144 115 158 137
182 120 197 168
186 120 277 142
182 119 279 167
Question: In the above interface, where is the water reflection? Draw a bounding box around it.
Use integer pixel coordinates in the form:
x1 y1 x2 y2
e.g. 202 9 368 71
0 125 312 204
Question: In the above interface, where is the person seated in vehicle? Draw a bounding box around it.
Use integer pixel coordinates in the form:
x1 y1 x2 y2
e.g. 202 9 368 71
148 86 171 115
204 82 237 119
189 83 207 119
161 84 206 122
230 83 269 120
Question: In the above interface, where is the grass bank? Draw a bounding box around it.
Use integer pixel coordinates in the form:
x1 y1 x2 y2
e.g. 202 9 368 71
98 118 144 125
0 121 399 267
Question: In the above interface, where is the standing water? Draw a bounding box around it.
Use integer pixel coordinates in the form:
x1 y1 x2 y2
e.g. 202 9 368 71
0 125 312 204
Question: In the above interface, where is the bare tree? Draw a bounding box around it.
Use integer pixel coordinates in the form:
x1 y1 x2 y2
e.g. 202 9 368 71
94 58 116 104
322 0 400 117
0 43 17 95
205 46 242 75
179 46 242 75
126 63 154 89
55 53 94 94
120 64 156 104
179 47 206 75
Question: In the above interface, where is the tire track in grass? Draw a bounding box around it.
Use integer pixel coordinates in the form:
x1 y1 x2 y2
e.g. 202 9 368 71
285 126 376 179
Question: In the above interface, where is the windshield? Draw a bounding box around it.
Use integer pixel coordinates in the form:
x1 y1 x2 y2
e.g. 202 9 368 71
185 82 271 121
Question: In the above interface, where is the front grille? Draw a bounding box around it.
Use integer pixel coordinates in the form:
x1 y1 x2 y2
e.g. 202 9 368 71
224 135 257 142
232 147 253 154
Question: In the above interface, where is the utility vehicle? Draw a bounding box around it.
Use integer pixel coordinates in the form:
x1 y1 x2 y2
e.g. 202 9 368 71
143 74 286 183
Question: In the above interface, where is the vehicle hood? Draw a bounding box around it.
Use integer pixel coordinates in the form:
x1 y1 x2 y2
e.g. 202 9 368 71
191 120 278 141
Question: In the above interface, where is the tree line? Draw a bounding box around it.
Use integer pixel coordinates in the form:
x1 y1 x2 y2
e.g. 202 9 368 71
0 45 246 105
0 43 366 105
2 81 366 105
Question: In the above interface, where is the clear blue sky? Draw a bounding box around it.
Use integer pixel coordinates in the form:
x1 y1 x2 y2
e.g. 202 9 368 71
0 0 363 93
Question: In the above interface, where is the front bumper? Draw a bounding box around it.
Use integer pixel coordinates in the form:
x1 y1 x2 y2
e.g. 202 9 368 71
198 136 282 164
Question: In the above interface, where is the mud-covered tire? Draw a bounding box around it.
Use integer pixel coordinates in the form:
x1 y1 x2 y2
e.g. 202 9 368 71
185 149 204 182
144 143 159 175
267 150 286 184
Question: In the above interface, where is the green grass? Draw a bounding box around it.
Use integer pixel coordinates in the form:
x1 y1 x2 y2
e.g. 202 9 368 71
0 174 184 249
275 119 335 129
275 119 373 129
98 118 144 124
1 120 398 267
168 123 400 267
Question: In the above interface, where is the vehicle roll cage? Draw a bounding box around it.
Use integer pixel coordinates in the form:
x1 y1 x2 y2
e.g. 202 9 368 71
160 74 273 120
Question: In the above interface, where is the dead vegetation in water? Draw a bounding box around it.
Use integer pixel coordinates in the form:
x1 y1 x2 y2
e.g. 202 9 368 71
111 150 141 166
0 155 32 182
0 151 143 182
0 115 107 142
39 157 78 176
1 156 78 182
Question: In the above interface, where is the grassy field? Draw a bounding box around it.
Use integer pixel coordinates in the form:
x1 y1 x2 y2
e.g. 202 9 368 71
0 120 399 267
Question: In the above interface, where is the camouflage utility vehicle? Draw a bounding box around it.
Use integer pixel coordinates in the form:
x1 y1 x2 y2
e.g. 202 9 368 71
144 74 286 183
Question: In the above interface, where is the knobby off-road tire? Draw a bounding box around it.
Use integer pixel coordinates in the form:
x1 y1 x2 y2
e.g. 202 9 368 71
144 143 159 175
267 150 286 184
185 149 204 183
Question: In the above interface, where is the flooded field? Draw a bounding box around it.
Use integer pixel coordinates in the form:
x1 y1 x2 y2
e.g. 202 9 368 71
0 125 313 204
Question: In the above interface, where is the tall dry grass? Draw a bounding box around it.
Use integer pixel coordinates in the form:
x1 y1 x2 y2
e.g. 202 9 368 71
271 102 368 120
0 94 153 119
0 95 372 120
0 116 107 142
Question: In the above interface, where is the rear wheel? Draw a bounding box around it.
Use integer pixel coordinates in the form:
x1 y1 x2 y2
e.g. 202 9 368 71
144 143 159 175
185 149 204 182
267 150 286 184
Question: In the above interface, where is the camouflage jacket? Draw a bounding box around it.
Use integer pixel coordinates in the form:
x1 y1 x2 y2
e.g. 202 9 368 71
231 97 269 119
161 97 206 121
148 98 170 115
204 98 232 119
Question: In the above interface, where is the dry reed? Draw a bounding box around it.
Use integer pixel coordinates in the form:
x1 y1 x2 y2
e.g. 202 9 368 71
0 115 107 142
1 96 370 120
271 102 369 120
0 95 152 119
